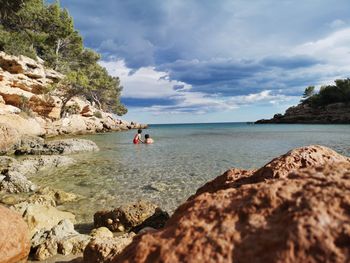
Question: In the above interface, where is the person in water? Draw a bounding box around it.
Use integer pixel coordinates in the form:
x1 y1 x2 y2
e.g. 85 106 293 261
144 134 154 144
133 129 144 144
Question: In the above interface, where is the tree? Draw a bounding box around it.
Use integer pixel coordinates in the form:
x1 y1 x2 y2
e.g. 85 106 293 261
0 0 28 20
0 0 128 117
303 86 315 98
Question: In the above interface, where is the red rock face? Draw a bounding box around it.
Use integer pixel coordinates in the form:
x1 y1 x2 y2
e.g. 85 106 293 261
115 146 350 263
0 205 30 263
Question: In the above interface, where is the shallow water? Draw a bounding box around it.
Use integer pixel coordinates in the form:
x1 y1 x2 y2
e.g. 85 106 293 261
30 123 350 223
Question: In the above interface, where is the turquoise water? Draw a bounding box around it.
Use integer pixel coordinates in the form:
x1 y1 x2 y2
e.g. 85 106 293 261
31 123 350 223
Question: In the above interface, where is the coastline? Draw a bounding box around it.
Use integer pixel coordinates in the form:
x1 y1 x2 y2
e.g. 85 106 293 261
255 102 350 124
2 143 350 262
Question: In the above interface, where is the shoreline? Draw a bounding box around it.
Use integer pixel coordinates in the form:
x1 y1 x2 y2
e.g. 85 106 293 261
2 144 350 262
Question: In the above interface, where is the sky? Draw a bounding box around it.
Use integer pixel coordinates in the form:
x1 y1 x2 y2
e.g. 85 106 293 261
58 0 350 123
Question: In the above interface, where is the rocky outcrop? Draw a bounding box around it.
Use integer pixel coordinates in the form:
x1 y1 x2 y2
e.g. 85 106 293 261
31 219 90 261
115 145 350 263
0 114 45 137
0 52 63 119
94 200 169 233
0 155 75 193
0 124 21 154
256 102 350 124
83 233 136 263
14 138 99 155
14 203 75 238
0 51 147 145
0 205 30 263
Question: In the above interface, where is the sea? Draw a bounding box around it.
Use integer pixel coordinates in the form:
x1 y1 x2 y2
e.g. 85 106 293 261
30 123 350 224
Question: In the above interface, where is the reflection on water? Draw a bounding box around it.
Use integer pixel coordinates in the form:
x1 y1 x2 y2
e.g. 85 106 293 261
30 123 350 223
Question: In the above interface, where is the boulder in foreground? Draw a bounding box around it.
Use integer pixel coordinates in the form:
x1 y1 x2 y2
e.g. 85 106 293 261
0 205 30 263
115 145 350 263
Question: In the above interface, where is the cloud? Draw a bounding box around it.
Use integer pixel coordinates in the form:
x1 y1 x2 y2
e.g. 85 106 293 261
58 0 350 121
101 59 298 115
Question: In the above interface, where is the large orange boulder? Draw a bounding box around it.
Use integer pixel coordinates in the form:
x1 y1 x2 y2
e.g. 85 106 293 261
115 146 350 263
0 205 30 263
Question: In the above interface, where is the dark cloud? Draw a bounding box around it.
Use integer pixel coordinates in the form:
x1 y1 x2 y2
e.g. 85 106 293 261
56 0 350 106
261 56 323 69
121 97 177 107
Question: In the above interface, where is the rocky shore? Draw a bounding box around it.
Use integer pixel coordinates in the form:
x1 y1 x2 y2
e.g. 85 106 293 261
256 102 350 124
2 144 350 262
0 51 147 139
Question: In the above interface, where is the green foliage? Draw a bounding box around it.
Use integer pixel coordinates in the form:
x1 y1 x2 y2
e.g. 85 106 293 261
302 86 315 98
64 102 81 116
0 0 28 20
302 79 350 108
0 0 127 116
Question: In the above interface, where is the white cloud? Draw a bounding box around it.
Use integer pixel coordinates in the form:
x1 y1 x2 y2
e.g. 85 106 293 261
101 59 298 115
293 28 350 66
100 60 190 99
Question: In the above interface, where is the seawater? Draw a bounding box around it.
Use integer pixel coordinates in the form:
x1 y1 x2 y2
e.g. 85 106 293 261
31 123 350 223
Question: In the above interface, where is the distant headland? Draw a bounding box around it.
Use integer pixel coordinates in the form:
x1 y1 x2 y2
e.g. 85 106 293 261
256 79 350 124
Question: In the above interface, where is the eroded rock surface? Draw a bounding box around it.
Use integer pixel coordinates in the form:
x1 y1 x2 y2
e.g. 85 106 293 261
14 138 99 155
115 146 350 263
32 219 90 261
0 155 75 193
83 233 136 263
94 200 169 233
0 205 30 263
14 203 76 238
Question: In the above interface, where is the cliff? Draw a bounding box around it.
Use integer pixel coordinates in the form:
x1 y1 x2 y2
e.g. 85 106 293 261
256 102 350 124
0 52 147 142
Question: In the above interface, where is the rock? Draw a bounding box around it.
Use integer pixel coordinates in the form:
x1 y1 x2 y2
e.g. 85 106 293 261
83 232 135 263
0 123 21 155
43 139 99 155
0 205 30 263
0 114 45 136
45 69 64 81
0 155 74 193
90 227 114 239
254 145 350 179
14 138 99 155
190 168 255 199
36 187 79 205
0 156 37 193
58 234 91 256
115 146 350 263
32 219 90 260
94 200 169 233
192 145 350 200
0 103 21 114
17 204 75 238
81 105 94 117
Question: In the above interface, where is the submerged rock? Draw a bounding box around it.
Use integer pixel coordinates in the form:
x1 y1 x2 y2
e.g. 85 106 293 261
94 200 169 233
83 232 136 263
0 155 75 193
14 138 99 155
35 186 80 205
115 145 350 263
0 205 30 263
